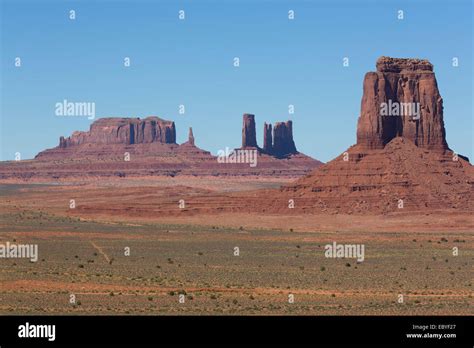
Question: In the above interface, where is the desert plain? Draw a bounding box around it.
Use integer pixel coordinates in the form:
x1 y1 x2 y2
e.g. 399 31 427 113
0 175 472 315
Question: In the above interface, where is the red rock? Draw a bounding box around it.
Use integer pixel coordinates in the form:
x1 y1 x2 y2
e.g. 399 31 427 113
242 114 258 148
279 137 473 214
240 115 302 158
188 127 195 146
59 117 176 148
244 57 473 214
357 56 448 152
263 122 272 154
272 121 297 157
0 114 323 180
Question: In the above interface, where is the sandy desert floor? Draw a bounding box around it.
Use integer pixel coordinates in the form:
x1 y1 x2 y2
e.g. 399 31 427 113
0 177 472 315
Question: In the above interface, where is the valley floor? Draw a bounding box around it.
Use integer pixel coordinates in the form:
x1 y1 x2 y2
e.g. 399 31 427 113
0 178 472 315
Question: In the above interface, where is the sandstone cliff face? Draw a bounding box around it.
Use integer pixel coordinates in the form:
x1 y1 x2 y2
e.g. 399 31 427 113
59 117 176 148
357 56 448 152
242 114 258 148
272 121 297 157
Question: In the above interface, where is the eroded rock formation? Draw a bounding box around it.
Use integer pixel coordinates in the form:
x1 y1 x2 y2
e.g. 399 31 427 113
272 121 297 157
357 56 448 152
258 56 472 214
242 114 258 148
240 114 298 157
59 117 176 148
0 113 322 180
188 127 195 146
263 123 273 153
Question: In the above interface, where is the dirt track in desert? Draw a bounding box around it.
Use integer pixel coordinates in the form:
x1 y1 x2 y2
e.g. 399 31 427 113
0 177 472 315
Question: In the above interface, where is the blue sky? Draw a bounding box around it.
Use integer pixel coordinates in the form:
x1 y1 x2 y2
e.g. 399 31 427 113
1 0 472 161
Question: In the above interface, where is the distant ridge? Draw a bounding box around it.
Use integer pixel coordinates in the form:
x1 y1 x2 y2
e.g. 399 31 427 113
0 115 322 180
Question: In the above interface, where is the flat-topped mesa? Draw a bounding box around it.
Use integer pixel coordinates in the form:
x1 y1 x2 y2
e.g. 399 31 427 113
376 56 433 73
357 56 448 152
58 116 176 148
272 120 297 157
242 113 258 148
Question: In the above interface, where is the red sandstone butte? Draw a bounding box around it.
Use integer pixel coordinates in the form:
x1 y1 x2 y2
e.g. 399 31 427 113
272 121 297 157
263 122 273 153
240 114 299 158
59 117 176 148
241 56 473 214
357 56 448 152
242 113 258 148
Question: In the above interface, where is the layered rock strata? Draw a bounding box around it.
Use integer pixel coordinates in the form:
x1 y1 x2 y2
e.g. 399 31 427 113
59 117 176 148
357 56 448 152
